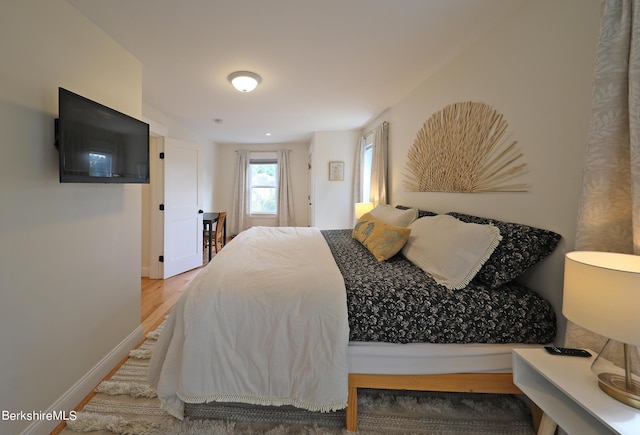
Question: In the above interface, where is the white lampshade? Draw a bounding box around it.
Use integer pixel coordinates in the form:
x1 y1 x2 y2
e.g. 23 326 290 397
563 251 640 346
228 71 261 92
354 202 374 219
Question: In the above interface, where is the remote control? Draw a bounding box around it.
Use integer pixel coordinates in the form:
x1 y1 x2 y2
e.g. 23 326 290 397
544 346 591 357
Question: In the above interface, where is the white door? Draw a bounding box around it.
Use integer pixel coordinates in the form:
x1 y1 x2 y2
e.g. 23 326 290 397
308 145 314 227
162 138 203 279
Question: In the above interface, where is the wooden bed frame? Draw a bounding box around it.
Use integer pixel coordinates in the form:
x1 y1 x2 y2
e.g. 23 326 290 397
345 372 542 432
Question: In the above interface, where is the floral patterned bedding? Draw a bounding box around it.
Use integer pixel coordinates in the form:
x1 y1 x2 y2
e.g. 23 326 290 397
321 229 556 344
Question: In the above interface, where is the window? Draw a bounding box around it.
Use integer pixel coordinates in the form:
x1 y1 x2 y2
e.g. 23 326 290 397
89 151 112 177
362 136 374 202
250 160 278 214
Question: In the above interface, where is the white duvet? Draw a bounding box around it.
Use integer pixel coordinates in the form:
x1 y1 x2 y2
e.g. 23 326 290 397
147 226 349 419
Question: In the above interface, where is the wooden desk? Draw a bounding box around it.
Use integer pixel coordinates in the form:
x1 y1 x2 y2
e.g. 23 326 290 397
203 212 226 261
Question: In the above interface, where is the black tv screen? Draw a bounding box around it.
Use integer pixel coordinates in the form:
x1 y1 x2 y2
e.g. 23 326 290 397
55 87 150 183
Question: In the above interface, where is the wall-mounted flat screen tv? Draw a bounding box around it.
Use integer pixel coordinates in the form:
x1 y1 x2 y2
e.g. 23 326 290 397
55 87 150 183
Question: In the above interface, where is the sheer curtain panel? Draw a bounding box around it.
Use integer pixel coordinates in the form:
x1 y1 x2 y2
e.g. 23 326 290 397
370 122 388 206
230 150 250 235
566 0 640 348
352 136 365 205
277 150 295 226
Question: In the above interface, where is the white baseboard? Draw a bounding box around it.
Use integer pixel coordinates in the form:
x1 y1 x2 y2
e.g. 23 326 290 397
20 325 144 435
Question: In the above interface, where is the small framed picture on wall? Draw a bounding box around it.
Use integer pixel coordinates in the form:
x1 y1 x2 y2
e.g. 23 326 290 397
329 161 344 181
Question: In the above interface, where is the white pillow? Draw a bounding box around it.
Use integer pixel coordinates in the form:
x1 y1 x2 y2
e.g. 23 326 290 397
401 215 502 290
368 204 418 227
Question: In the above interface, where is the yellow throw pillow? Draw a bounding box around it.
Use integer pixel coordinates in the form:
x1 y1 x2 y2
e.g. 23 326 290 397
353 213 411 262
353 212 375 242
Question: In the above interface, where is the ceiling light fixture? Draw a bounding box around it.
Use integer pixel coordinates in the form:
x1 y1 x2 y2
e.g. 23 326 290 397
227 71 261 92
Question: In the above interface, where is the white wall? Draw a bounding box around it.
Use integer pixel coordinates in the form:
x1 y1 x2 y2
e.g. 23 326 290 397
214 142 310 231
210 132 358 233
310 130 360 229
384 0 602 343
0 1 143 433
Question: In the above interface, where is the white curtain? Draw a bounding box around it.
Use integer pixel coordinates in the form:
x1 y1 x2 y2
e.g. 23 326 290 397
352 136 365 204
370 122 388 206
566 0 640 348
229 150 250 235
277 150 295 226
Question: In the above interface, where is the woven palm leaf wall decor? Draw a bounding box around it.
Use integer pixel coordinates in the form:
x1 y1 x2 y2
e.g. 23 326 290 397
404 101 528 192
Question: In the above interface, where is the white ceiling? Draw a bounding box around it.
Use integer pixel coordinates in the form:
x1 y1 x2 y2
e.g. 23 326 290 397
67 0 525 144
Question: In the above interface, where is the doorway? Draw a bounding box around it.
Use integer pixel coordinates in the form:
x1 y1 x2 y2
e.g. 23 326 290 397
143 136 203 279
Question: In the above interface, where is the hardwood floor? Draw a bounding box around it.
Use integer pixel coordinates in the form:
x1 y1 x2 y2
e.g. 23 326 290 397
51 264 207 434
141 266 204 334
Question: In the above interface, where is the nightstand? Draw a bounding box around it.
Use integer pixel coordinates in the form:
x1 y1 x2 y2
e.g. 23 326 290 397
512 348 640 435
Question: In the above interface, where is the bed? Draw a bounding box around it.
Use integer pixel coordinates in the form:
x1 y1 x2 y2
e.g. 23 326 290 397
148 205 560 432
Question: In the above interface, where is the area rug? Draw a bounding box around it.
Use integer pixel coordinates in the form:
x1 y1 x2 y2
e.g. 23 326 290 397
64 323 535 435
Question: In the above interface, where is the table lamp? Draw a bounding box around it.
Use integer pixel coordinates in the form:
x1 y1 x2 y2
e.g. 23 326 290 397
354 202 374 220
563 251 640 409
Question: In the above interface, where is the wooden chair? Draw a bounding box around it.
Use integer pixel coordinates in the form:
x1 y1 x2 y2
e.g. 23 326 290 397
214 211 226 253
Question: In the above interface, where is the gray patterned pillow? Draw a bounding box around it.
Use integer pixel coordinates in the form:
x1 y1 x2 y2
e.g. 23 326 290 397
396 205 437 218
447 212 561 287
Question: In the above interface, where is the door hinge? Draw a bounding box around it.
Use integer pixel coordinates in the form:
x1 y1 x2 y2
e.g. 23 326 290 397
159 204 164 211
159 152 165 159
158 255 164 263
